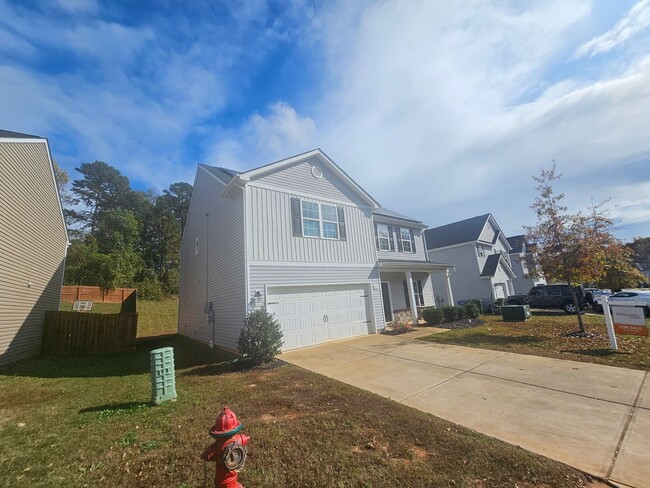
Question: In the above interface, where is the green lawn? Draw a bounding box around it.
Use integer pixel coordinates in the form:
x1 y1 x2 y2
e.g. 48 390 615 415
420 312 650 370
0 334 595 488
60 297 179 338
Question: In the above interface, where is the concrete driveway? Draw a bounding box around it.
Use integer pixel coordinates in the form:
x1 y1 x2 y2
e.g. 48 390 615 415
282 331 649 488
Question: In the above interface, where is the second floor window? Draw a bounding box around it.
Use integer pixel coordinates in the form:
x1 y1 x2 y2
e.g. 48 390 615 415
377 224 390 251
301 201 321 237
292 197 346 240
401 228 413 253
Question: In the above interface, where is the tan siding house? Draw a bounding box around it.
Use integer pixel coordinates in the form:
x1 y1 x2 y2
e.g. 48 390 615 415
0 130 68 367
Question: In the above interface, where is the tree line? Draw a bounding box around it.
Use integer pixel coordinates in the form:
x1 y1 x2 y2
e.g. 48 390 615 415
54 161 192 299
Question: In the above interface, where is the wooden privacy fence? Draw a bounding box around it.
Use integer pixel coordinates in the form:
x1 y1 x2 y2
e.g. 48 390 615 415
61 285 136 303
42 311 138 355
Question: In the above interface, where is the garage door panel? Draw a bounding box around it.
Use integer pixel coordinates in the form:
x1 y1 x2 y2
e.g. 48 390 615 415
267 284 372 350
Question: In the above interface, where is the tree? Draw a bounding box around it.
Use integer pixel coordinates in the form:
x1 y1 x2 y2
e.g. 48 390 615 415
70 161 132 233
525 164 625 334
627 237 650 263
162 182 193 229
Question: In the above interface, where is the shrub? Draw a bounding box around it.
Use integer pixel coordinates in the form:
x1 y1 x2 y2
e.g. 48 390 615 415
136 276 165 300
422 307 444 325
464 302 480 319
455 305 466 320
238 309 283 365
442 306 458 322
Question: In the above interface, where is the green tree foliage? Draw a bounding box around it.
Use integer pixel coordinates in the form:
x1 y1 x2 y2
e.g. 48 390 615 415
525 164 641 334
238 309 284 365
62 159 192 296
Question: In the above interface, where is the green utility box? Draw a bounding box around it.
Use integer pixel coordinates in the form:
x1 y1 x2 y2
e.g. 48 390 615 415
501 305 532 322
150 347 177 405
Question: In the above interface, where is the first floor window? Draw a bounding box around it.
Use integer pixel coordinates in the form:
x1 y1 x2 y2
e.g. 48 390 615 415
403 280 425 307
401 228 413 253
377 224 390 251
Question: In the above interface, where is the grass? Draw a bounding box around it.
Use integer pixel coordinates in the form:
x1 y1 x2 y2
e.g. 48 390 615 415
0 333 596 487
60 297 179 338
420 312 650 370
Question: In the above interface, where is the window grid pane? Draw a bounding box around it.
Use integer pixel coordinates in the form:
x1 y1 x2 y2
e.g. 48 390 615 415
302 201 319 219
303 219 320 237
323 222 338 239
321 204 338 222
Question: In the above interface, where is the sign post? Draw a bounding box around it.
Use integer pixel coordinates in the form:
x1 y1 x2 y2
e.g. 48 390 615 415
601 297 618 351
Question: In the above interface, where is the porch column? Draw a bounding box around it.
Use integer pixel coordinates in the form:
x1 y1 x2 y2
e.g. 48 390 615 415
444 268 455 306
405 271 418 325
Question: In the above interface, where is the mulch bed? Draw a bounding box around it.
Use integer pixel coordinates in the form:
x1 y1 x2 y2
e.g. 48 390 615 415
429 318 485 330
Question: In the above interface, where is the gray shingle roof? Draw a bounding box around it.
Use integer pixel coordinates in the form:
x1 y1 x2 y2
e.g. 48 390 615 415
373 207 424 225
507 235 525 253
480 254 501 277
0 129 41 139
424 214 491 249
200 164 236 182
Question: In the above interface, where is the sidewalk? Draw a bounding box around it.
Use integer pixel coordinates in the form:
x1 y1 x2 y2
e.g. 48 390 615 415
282 332 649 488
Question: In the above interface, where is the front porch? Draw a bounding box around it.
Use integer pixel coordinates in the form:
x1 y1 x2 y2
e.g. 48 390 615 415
378 260 454 325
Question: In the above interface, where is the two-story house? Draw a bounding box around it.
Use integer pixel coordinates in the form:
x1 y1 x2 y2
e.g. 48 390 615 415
425 214 515 308
178 149 454 351
506 235 546 294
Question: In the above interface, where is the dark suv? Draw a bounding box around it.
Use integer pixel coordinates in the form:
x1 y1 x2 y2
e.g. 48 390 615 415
506 284 586 314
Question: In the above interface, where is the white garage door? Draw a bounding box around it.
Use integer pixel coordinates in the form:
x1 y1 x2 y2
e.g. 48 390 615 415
266 284 372 350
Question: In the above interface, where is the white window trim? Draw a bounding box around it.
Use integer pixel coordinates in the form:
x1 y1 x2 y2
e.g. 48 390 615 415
477 245 485 257
413 279 425 307
401 228 413 253
300 199 340 240
377 223 390 251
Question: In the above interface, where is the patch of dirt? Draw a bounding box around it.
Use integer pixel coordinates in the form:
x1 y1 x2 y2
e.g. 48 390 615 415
410 446 428 461
434 318 485 330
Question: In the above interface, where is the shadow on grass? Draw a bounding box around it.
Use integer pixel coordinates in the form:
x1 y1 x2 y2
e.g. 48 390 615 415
0 335 236 379
423 333 544 347
565 348 632 358
79 401 150 414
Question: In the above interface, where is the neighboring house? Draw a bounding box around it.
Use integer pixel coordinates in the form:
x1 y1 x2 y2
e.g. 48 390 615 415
178 149 454 351
506 235 546 294
424 214 516 307
636 262 650 283
0 129 68 367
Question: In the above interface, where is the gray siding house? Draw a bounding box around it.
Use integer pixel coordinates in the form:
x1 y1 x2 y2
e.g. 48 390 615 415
0 130 68 367
506 235 546 294
179 149 454 351
425 214 515 308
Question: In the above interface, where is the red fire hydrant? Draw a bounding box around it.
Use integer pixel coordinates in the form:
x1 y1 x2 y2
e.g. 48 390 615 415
201 406 250 488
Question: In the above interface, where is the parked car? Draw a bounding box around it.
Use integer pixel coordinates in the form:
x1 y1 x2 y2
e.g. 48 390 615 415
506 284 586 314
593 291 650 316
584 288 612 306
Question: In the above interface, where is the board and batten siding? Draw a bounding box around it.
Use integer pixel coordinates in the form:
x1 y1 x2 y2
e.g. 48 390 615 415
0 140 67 367
375 222 428 262
178 168 246 351
248 264 385 331
251 157 369 207
247 185 376 264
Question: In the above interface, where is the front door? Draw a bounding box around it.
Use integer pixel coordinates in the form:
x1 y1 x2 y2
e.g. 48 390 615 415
381 282 392 322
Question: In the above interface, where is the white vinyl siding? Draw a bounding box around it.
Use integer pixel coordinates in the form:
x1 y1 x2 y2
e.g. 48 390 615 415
379 271 434 311
0 140 68 367
375 221 428 262
178 167 246 351
247 186 375 264
252 157 369 207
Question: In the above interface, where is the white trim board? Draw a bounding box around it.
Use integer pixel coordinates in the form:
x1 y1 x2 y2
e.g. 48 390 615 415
249 260 375 268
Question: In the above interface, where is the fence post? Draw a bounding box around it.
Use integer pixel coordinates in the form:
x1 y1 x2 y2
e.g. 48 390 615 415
602 297 618 351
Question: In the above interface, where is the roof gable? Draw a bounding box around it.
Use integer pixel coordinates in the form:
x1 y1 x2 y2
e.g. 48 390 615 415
424 214 491 249
507 235 526 253
480 253 516 278
234 149 379 208
0 129 41 139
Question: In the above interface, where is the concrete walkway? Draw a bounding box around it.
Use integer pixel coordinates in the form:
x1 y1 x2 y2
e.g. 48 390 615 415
282 332 649 488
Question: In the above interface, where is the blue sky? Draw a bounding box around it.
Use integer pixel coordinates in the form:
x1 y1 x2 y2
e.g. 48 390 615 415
2 0 650 241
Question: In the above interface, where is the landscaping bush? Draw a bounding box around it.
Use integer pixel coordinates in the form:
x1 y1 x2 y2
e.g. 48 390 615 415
136 276 165 300
464 302 480 319
442 306 458 322
422 307 444 325
238 309 284 365
455 305 466 320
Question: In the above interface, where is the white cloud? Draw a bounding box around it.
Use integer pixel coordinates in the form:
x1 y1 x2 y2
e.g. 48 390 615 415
574 0 650 58
53 0 99 14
